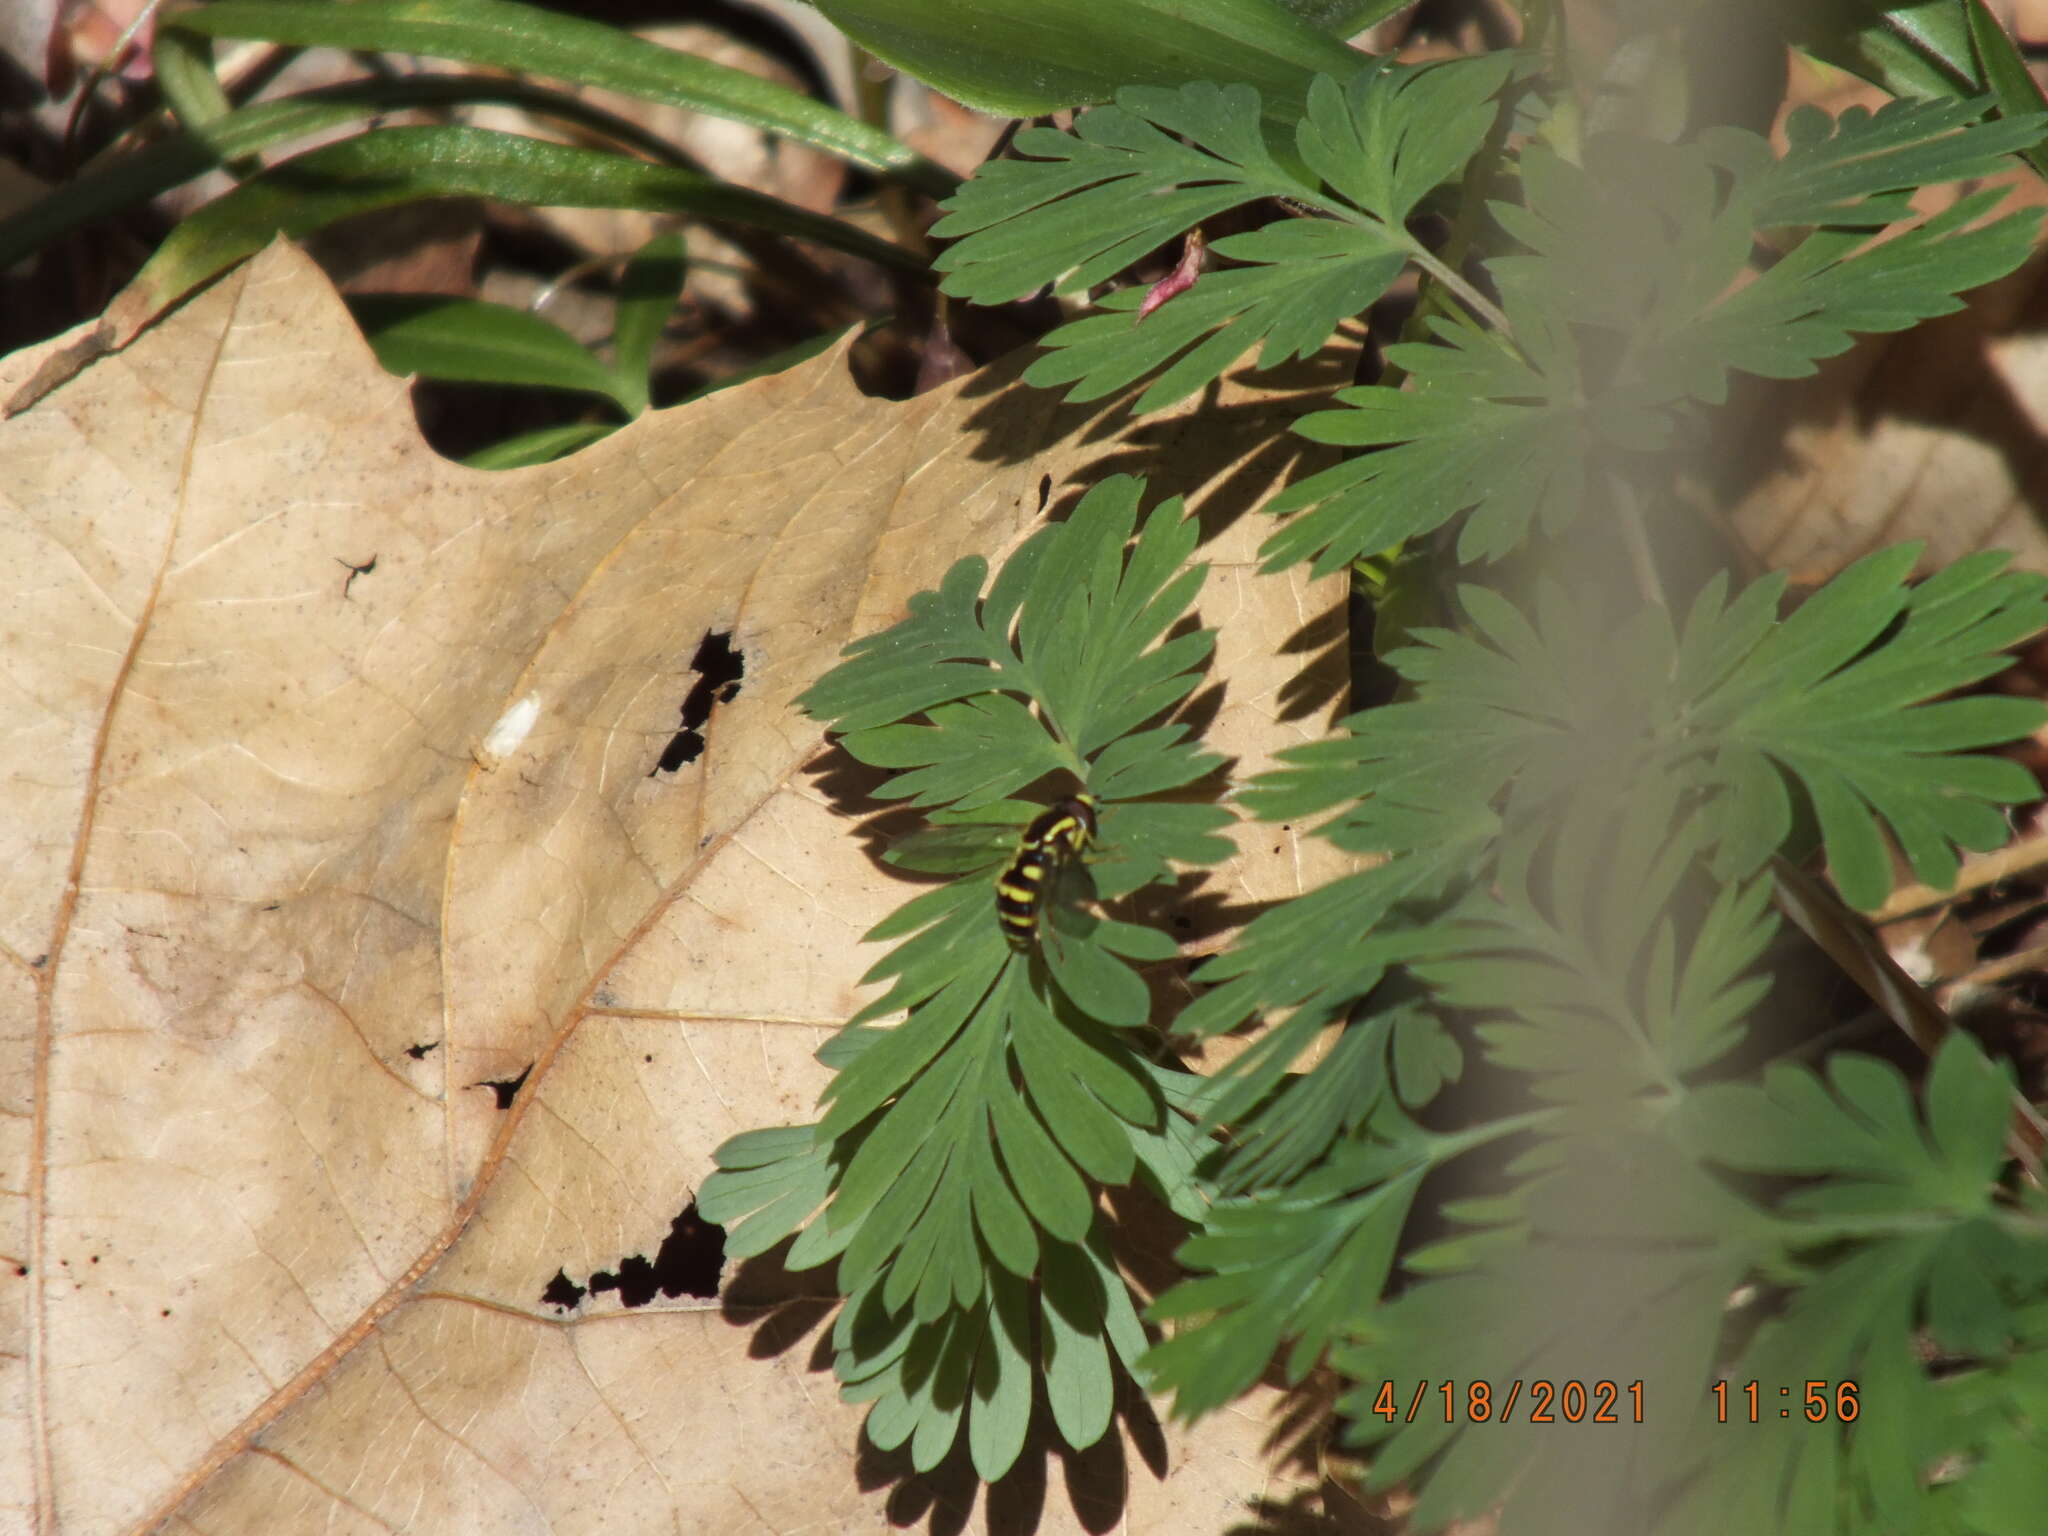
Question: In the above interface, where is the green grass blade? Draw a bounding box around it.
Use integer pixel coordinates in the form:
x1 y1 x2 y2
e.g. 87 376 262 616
814 0 1359 119
610 231 687 415
1289 0 1429 34
154 26 235 133
350 294 630 406
1965 0 2048 174
116 124 924 334
460 421 617 469
168 0 955 195
0 75 700 270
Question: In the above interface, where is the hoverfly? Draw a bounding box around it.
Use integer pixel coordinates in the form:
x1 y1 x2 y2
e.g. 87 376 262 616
995 793 1098 950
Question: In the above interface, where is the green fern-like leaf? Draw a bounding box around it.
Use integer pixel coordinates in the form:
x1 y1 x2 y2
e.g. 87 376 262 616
1738 95 2048 228
1174 855 1460 1040
1178 555 2042 1238
1262 113 2045 574
1260 311 1588 573
1417 816 1776 1105
703 474 1237 1475
930 80 1301 304
1250 556 2045 915
1654 1035 2048 1536
1016 222 1406 412
1662 186 2044 404
832 1226 1153 1478
1203 998 1429 1196
805 475 1222 771
932 55 1517 411
1326 1123 1776 1534
1146 1116 1437 1419
1680 1033 2013 1218
1682 546 2048 908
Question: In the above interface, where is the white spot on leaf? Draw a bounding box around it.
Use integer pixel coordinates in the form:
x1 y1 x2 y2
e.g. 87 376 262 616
478 693 540 769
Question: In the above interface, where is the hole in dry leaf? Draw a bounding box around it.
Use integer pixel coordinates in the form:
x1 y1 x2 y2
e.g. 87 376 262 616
547 1203 726 1312
540 1269 586 1311
651 631 744 774
589 1257 660 1308
405 1041 439 1060
593 1203 725 1305
335 553 377 598
1037 473 1052 512
475 1062 532 1109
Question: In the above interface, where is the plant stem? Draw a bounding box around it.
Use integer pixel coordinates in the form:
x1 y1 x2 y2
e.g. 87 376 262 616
1406 242 1513 338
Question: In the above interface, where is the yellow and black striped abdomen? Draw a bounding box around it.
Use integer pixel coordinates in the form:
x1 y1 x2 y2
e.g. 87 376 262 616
996 794 1097 950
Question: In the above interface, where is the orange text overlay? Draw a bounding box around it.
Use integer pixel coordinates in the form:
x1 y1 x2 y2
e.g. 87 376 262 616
1713 1380 1861 1422
1365 1380 1645 1424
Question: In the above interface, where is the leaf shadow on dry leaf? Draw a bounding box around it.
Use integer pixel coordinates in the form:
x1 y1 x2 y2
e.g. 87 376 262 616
844 1386 1169 1536
1223 1487 1396 1536
842 1367 1175 1536
0 238 1358 1535
1717 248 2048 583
947 346 1361 727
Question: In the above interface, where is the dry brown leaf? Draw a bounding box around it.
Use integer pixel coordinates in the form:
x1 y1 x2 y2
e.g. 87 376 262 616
0 239 1355 1534
1726 242 2048 584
